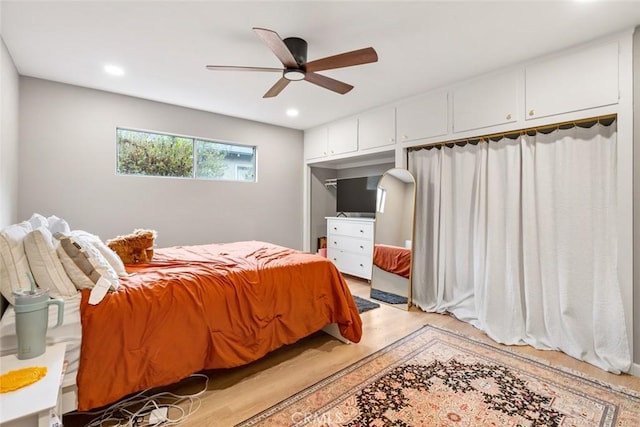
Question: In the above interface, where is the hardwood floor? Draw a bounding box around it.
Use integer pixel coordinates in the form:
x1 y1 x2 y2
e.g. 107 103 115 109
64 276 640 426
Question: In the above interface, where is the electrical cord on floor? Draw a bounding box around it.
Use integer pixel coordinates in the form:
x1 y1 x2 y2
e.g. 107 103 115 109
66 373 209 426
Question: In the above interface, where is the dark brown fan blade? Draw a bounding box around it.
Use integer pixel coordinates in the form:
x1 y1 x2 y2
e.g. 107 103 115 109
253 27 298 69
263 77 291 98
304 47 378 73
304 72 353 94
206 65 283 72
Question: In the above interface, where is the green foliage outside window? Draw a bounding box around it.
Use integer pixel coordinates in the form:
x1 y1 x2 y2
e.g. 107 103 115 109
117 129 193 177
116 128 255 181
195 140 228 179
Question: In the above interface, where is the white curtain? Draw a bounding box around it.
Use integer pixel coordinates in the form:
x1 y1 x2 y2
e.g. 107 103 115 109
408 122 631 373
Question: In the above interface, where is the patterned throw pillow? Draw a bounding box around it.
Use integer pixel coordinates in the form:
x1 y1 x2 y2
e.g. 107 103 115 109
71 230 127 277
55 232 119 305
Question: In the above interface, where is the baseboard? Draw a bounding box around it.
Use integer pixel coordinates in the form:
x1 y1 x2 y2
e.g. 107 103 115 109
629 362 640 377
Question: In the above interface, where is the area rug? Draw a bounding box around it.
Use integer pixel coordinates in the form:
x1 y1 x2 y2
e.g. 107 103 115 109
352 295 380 314
370 288 408 305
237 325 640 426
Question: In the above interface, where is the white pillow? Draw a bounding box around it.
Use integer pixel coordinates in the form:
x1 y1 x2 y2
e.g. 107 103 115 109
72 230 128 277
24 227 77 299
55 233 119 305
0 222 33 304
47 216 70 234
27 213 49 230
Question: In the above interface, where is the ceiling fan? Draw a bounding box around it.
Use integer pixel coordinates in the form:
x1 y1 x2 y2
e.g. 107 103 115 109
206 27 378 98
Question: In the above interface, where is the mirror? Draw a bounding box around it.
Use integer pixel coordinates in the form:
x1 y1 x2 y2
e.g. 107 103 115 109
370 168 416 310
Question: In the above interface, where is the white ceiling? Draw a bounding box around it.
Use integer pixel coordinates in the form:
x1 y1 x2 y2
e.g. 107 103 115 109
2 1 640 131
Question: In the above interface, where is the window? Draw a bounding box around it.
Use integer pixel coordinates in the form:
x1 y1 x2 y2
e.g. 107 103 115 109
376 187 386 213
116 128 256 182
235 165 254 181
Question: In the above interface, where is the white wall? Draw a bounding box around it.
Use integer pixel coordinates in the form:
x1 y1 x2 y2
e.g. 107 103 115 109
375 175 407 247
0 37 19 228
18 78 305 250
336 164 392 181
309 167 337 253
633 26 640 371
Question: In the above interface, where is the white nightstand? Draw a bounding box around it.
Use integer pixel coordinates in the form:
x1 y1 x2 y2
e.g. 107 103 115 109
0 343 66 427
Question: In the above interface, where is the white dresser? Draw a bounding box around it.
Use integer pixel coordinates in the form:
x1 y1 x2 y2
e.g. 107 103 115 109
326 217 375 280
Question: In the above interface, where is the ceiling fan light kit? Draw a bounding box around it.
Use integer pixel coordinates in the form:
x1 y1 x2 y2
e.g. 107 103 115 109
206 27 378 98
284 69 305 81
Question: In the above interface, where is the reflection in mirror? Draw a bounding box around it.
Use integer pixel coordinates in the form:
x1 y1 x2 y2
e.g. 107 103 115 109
370 168 416 310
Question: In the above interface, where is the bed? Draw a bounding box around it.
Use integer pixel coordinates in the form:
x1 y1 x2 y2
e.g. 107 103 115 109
371 244 412 305
373 244 411 279
0 240 362 412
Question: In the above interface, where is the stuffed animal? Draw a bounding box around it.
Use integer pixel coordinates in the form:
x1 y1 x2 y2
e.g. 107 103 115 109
106 229 157 264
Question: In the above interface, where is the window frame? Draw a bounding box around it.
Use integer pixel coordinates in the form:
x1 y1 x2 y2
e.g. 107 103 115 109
115 127 257 182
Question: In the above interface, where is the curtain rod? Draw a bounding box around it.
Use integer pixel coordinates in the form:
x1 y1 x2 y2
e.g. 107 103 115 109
406 114 617 152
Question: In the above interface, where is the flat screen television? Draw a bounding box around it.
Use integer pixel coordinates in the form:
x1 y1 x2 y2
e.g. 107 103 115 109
336 176 380 214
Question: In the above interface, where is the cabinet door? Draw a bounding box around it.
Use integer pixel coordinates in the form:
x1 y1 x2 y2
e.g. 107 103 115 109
525 41 619 120
358 107 396 150
304 126 328 160
453 70 519 133
396 90 448 143
328 118 358 156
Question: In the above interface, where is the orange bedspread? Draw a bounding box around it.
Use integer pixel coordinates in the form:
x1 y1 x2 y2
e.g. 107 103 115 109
77 241 362 411
373 244 412 278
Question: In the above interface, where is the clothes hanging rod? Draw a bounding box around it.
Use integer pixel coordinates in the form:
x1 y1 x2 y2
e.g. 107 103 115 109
406 113 617 152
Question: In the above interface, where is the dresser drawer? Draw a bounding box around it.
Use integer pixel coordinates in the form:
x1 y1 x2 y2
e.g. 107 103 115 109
327 220 373 240
327 249 373 280
328 235 372 255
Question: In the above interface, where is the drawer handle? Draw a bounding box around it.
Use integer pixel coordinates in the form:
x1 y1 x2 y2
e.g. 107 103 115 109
333 227 337 230
359 263 364 267
359 245 364 249
359 230 364 233
334 241 337 245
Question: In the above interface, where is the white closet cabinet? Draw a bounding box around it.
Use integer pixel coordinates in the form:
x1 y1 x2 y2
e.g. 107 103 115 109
358 107 396 150
453 70 519 133
304 126 328 160
327 117 358 156
396 90 448 143
326 217 374 280
525 41 619 120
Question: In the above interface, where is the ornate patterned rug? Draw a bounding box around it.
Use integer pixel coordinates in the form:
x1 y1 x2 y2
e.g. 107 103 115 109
237 325 640 426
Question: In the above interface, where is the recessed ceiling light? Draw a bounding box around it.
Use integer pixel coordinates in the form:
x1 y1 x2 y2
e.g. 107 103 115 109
104 64 125 76
286 108 299 117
